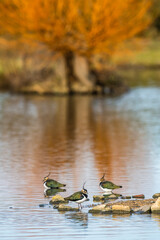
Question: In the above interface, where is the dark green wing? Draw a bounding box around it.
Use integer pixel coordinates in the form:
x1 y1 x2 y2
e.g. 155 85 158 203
65 191 83 201
46 179 66 188
101 181 122 189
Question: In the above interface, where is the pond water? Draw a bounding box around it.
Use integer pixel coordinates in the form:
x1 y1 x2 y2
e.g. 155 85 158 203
1 85 160 239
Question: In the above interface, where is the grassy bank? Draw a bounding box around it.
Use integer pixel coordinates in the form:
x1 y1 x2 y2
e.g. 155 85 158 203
110 38 160 66
0 38 160 92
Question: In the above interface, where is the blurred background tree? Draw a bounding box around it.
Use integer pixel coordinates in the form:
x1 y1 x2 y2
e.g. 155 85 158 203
150 0 160 33
0 0 155 94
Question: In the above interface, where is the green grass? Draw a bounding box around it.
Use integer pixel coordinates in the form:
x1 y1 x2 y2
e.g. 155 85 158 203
111 38 160 65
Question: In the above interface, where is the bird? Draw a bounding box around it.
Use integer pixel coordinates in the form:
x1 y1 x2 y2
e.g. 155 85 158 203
43 173 66 189
99 173 122 194
64 182 88 210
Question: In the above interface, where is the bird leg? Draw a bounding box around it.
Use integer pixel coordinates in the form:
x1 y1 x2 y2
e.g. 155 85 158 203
78 203 82 211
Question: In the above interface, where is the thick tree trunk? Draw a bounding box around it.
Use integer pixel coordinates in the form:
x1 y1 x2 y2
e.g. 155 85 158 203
64 51 95 94
17 51 128 96
64 51 78 92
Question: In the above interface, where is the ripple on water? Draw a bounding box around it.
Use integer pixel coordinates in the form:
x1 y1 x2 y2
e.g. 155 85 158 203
1 89 160 239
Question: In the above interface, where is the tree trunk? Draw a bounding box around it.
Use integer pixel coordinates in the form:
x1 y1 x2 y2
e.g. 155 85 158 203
64 51 95 94
64 51 78 93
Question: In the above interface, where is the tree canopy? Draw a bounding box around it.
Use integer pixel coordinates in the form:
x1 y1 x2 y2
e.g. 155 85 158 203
0 0 152 56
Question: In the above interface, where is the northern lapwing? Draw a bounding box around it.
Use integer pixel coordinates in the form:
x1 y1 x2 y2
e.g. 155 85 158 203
43 173 66 189
64 183 88 210
99 173 122 194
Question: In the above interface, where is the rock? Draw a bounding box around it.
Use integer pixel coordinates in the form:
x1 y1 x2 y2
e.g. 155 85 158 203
132 194 145 199
132 204 152 214
93 195 104 202
89 204 106 213
93 193 121 202
89 198 158 215
112 205 131 214
49 195 68 205
151 197 160 213
101 207 112 214
58 204 79 212
152 193 160 199
121 196 131 199
89 204 131 215
104 194 118 200
39 204 48 208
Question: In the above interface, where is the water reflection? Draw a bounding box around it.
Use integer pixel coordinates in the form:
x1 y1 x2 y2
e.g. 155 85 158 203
65 212 88 227
1 91 160 197
1 85 160 239
151 214 160 229
44 188 66 198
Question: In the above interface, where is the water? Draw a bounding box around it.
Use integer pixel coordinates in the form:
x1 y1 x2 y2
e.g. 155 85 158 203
1 87 160 239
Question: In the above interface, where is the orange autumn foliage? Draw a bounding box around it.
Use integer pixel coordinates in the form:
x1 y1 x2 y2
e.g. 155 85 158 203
0 0 152 57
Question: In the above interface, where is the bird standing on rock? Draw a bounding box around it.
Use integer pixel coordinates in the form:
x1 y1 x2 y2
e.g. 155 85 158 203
43 173 66 189
99 173 122 194
64 183 88 210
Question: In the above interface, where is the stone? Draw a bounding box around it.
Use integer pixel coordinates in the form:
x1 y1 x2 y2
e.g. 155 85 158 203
112 205 131 214
104 194 118 200
152 193 160 199
151 197 160 213
89 198 158 215
49 195 68 205
121 196 131 199
132 204 152 214
132 194 145 199
89 204 106 213
58 204 79 212
39 204 48 208
101 207 112 214
93 195 104 202
93 194 121 202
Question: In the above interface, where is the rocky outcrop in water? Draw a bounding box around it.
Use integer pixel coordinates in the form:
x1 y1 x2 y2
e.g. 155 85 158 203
48 194 160 215
151 197 160 213
89 198 157 215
